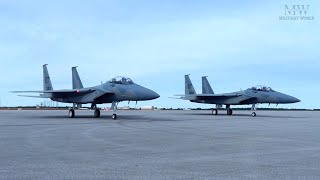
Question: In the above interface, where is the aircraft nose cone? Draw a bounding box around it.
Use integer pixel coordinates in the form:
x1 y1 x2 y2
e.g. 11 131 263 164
292 97 301 103
281 94 300 103
134 84 160 101
146 89 160 100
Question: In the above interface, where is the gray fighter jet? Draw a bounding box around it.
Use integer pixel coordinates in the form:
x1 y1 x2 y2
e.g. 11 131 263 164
174 75 300 117
12 64 160 119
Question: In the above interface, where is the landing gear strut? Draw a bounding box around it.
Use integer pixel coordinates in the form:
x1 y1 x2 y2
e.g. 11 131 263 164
251 104 257 117
111 101 119 120
69 103 76 118
91 103 101 118
227 108 233 115
212 104 222 116
226 105 233 115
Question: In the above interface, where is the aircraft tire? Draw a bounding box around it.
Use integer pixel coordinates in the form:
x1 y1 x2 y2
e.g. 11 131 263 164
212 109 218 115
69 109 75 118
112 114 117 120
94 109 100 118
227 109 233 115
252 112 256 117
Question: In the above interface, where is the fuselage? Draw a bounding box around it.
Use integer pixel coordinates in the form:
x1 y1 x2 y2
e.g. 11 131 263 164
51 81 160 104
192 88 300 105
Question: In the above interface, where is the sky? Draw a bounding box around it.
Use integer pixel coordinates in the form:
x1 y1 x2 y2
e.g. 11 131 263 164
0 0 319 109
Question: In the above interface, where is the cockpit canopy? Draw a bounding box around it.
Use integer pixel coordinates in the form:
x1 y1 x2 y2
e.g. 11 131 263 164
108 76 134 85
249 85 274 92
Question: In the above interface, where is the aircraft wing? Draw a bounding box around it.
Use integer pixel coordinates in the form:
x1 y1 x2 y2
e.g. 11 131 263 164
174 93 241 101
175 93 258 104
12 89 96 98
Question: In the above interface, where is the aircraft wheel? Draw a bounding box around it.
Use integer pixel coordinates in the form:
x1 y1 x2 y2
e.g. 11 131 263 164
112 114 117 120
251 112 256 117
69 109 75 118
212 109 218 115
94 109 100 118
227 109 233 115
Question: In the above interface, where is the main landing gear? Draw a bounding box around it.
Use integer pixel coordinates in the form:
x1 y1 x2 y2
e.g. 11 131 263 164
212 109 218 115
67 102 120 119
211 104 259 117
212 105 233 116
94 109 101 118
68 103 101 118
226 105 233 115
69 109 75 118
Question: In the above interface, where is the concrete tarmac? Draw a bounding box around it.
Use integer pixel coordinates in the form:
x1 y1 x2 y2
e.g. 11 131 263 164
0 110 320 179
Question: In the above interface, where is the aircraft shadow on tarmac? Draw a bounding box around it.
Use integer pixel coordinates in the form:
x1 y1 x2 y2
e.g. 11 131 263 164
34 115 182 122
179 112 304 119
35 115 146 120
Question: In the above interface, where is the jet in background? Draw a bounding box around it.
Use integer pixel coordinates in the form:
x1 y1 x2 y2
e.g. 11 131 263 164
12 64 160 119
174 75 300 117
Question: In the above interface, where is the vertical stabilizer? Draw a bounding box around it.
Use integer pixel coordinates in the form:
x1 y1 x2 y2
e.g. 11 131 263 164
43 64 53 91
202 76 214 94
72 66 84 89
185 74 196 95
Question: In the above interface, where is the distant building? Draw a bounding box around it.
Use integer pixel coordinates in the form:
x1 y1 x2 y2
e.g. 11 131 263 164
141 106 155 110
118 106 131 110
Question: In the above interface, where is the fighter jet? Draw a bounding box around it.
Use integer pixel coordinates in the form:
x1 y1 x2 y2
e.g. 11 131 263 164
12 64 160 119
174 75 300 117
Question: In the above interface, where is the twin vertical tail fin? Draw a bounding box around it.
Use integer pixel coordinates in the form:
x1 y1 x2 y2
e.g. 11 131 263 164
43 64 53 91
202 76 214 94
72 66 84 89
185 74 196 95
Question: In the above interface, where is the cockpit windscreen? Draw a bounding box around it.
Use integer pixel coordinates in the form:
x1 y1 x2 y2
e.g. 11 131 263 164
108 76 134 85
249 85 274 92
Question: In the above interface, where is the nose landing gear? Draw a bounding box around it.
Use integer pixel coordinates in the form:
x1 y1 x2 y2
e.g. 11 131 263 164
251 104 257 117
111 101 119 120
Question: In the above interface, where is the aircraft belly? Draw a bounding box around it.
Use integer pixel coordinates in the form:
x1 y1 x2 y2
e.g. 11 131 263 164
203 96 248 105
52 91 112 104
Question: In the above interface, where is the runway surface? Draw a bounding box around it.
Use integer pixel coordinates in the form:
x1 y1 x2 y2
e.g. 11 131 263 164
0 110 320 179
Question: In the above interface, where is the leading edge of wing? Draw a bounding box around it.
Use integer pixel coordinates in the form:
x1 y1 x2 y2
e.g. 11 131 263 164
173 93 242 100
17 95 48 98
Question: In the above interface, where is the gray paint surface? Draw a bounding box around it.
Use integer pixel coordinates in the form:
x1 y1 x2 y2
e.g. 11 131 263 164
13 65 159 105
0 110 319 179
177 75 300 114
